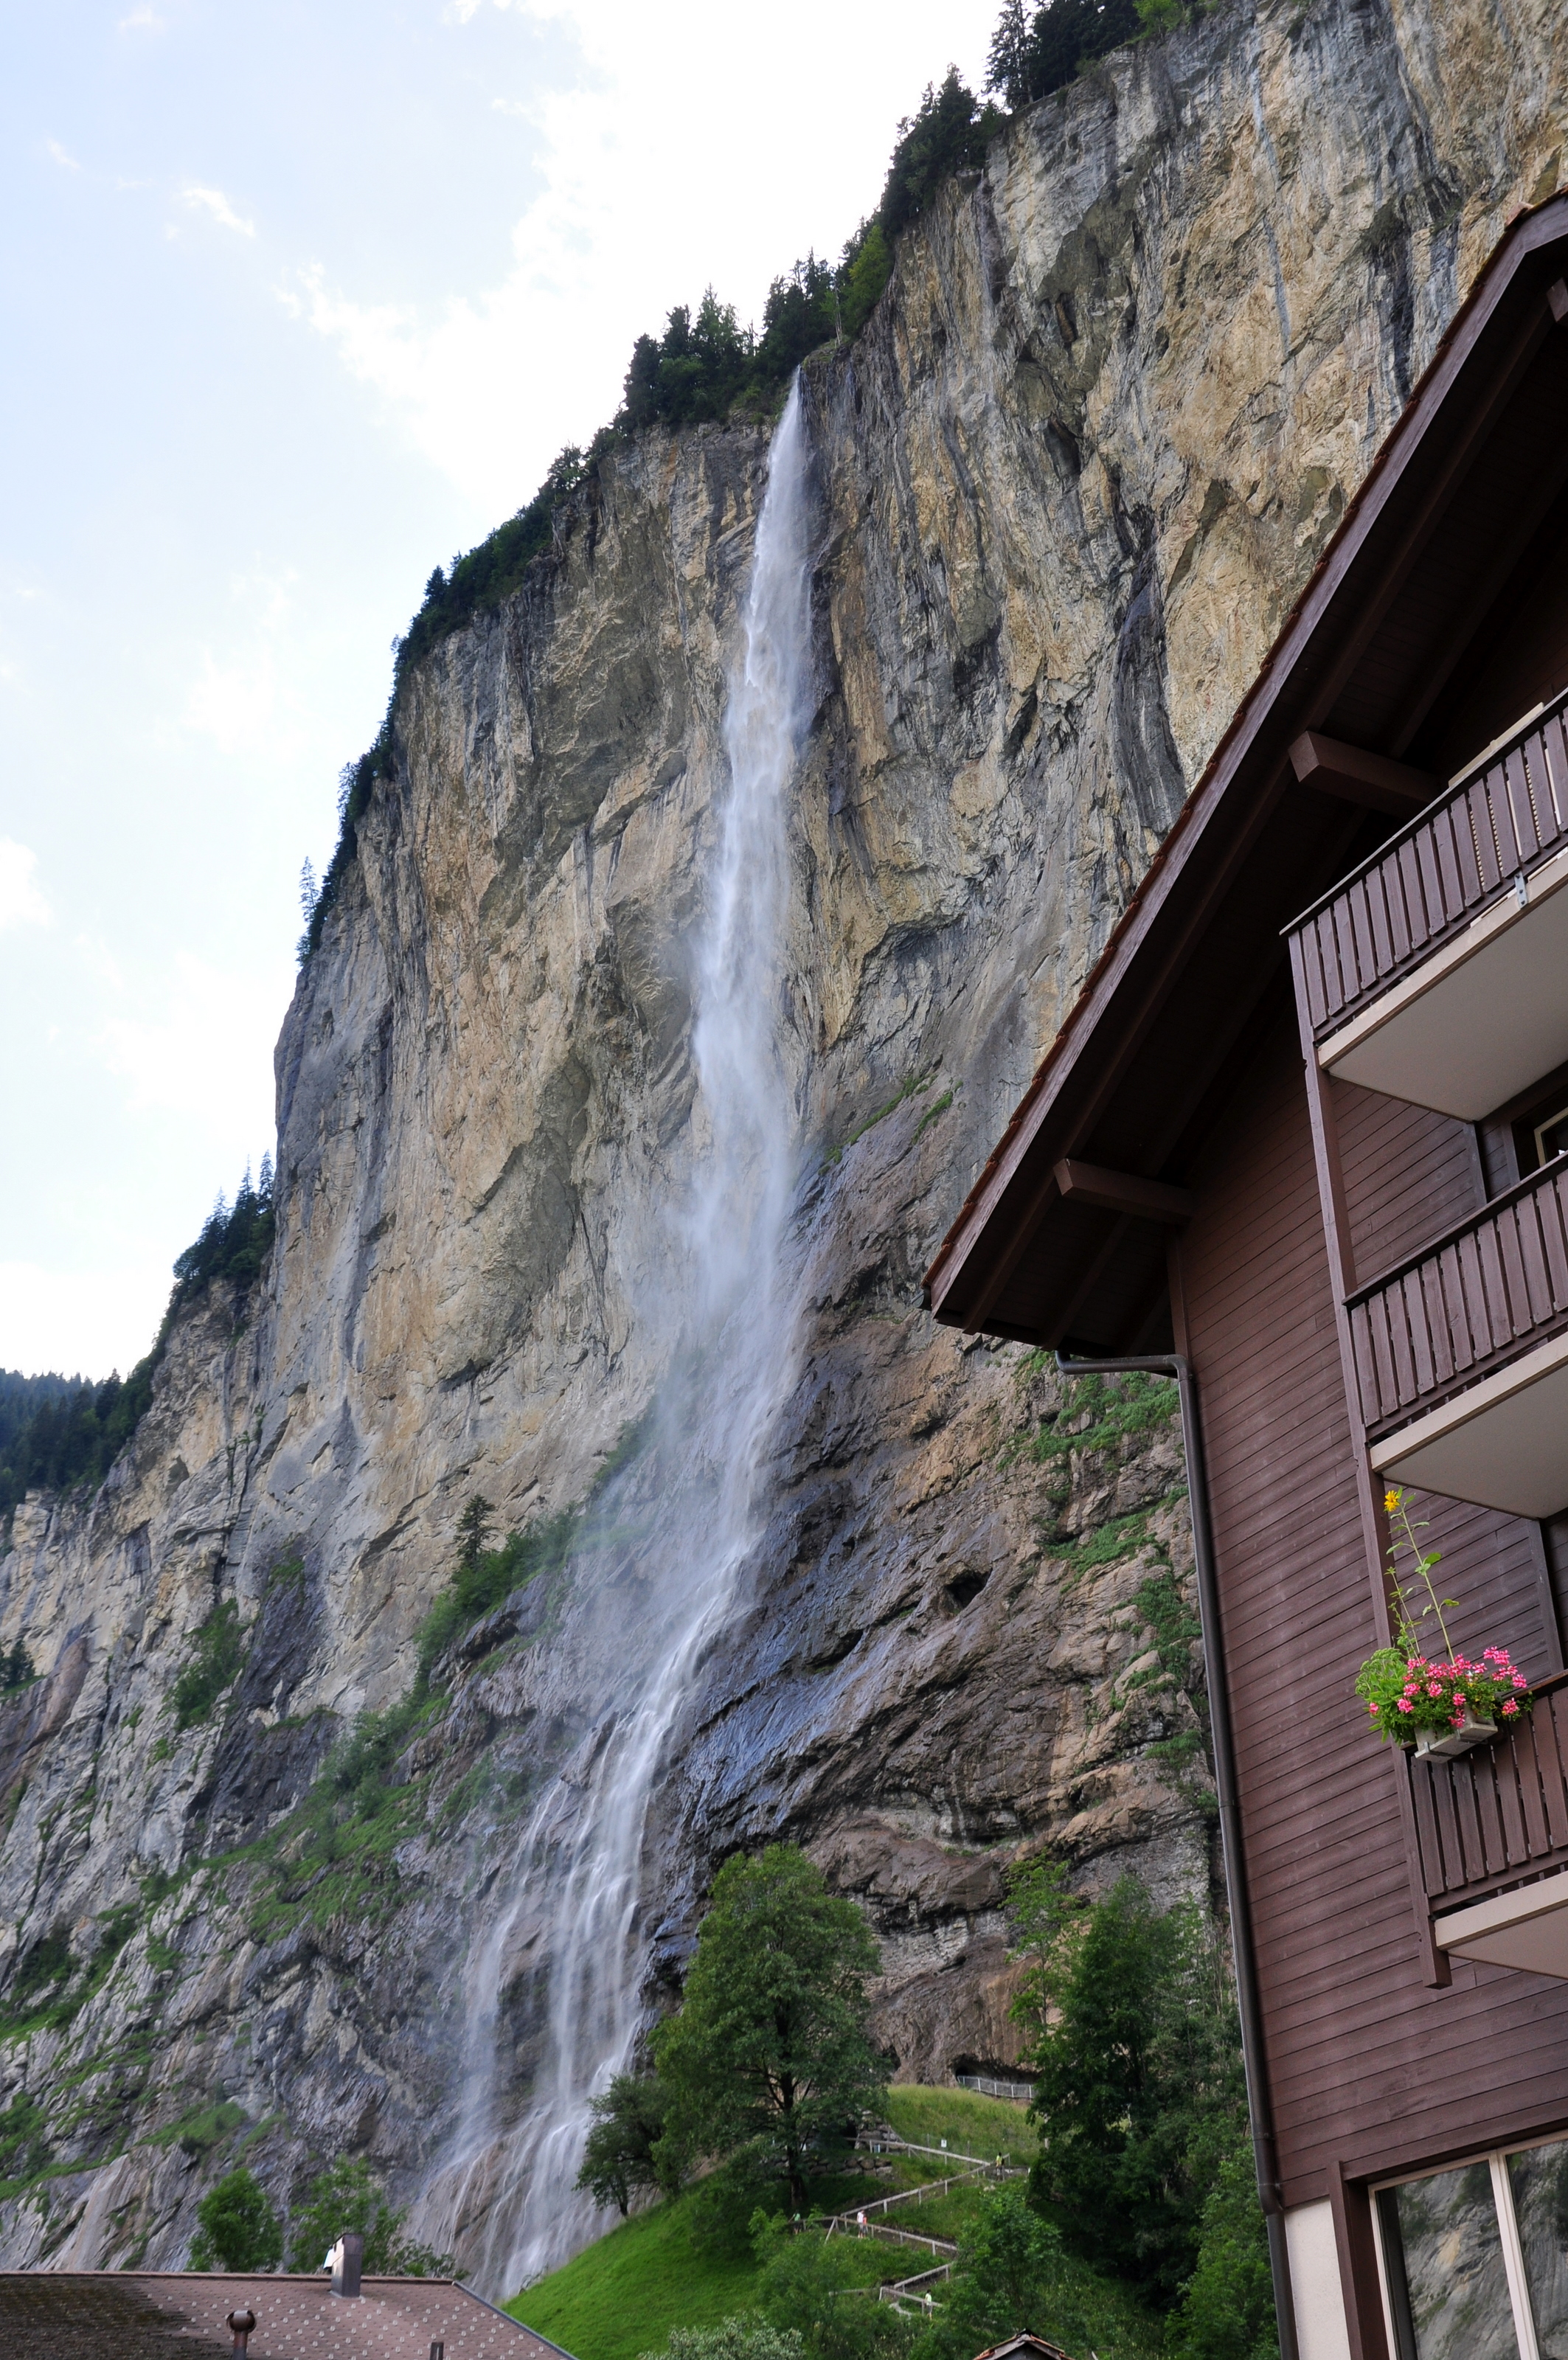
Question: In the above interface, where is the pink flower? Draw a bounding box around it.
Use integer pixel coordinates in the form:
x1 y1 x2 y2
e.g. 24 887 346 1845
1503 1701 1519 1717
1514 1674 1527 1688
1428 1683 1442 1697
1397 1699 1412 1713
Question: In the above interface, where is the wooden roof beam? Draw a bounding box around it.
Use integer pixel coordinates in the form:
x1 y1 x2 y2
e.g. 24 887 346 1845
1288 731 1437 818
1052 1159 1195 1224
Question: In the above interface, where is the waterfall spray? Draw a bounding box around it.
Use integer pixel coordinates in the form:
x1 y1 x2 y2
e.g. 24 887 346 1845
429 384 814 2295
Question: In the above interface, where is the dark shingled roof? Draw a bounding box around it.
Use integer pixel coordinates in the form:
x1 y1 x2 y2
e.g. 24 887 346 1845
0 2272 574 2360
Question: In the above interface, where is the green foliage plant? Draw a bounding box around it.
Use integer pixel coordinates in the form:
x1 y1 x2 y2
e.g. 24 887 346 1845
1355 1488 1531 1744
0 2094 52 2190
907 2182 1148 2360
577 2073 679 2217
189 2166 283 2272
652 1845 886 2212
288 2156 454 2276
1009 1867 1247 2307
171 1600 247 1731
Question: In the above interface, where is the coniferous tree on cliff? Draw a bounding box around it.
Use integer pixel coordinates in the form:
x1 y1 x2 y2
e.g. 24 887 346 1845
653 1846 886 2212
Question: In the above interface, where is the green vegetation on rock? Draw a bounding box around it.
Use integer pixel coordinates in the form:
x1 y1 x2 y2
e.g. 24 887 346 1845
170 1600 247 1731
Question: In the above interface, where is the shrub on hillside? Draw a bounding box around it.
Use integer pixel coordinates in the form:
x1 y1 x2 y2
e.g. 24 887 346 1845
639 2319 805 2360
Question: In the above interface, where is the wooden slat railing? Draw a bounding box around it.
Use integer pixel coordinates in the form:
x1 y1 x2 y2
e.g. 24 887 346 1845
1347 1159 1568 1433
1410 1672 1568 1906
1289 687 1568 1041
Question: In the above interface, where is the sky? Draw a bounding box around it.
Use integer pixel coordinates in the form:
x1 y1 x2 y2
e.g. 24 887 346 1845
0 0 999 1381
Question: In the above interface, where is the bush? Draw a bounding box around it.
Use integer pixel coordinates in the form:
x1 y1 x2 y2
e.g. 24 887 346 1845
641 2320 805 2360
190 2168 283 2272
416 1502 578 1684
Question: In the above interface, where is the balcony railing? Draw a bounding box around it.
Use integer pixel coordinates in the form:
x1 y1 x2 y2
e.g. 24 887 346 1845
1347 1159 1568 1434
1409 1672 1568 1909
1290 686 1568 1041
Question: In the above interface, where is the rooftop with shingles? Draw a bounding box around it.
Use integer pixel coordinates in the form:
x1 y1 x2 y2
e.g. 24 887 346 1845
0 2271 570 2360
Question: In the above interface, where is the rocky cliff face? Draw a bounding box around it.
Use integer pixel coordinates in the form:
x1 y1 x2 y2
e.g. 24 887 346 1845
1 0 1562 2288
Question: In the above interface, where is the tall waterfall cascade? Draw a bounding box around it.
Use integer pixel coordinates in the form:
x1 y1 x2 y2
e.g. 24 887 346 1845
429 384 816 2295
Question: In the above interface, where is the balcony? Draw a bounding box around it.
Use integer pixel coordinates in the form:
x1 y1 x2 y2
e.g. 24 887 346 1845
1410 1674 1568 1977
1290 687 1568 1118
1347 1160 1568 1518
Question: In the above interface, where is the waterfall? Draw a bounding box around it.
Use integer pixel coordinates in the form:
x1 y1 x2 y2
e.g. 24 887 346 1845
428 383 814 2296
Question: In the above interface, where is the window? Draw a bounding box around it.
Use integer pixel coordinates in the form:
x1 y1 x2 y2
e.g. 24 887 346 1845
1531 1101 1568 1171
1376 2137 1568 2359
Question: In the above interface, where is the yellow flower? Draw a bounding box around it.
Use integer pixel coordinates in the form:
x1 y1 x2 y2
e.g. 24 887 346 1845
1384 1489 1401 1515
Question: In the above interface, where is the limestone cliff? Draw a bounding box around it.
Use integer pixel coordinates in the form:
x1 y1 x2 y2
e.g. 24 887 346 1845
1 0 1562 2288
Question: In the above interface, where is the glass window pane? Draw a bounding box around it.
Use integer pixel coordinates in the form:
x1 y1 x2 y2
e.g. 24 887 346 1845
1388 2162 1521 2360
1510 2139 1568 2356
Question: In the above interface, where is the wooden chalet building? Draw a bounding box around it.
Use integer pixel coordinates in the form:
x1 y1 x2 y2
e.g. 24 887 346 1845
926 193 1568 2360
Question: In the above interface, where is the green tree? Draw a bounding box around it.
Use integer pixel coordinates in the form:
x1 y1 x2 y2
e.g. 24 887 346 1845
908 2184 1127 2360
456 1494 494 1572
652 1845 886 2212
1165 2130 1279 2360
575 2073 676 2216
189 2167 283 2272
879 70 997 242
288 2156 453 2276
1012 1870 1245 2305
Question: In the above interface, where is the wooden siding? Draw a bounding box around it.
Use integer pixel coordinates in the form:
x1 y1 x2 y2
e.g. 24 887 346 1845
1333 1080 1479 1290
1178 1020 1568 2206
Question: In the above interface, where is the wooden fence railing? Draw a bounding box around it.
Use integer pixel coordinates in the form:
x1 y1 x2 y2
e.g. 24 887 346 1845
1410 1673 1568 1908
1347 1159 1568 1432
1290 687 1568 1039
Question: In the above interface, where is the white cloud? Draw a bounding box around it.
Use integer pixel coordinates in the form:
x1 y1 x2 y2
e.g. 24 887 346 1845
288 0 996 513
46 139 80 171
183 185 256 237
96 949 288 1133
0 1260 173 1382
0 841 51 931
119 5 167 30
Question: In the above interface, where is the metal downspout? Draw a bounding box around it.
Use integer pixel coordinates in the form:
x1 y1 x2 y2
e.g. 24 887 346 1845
1055 1350 1300 2360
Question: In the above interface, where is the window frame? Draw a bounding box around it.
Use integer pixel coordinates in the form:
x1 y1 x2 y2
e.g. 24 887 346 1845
1370 2130 1568 2360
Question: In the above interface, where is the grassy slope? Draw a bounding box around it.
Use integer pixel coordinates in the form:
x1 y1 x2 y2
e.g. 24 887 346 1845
505 2088 1035 2360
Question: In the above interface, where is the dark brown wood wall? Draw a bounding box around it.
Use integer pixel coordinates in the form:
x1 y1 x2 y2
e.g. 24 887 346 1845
1178 1019 1568 2203
1333 1083 1481 1288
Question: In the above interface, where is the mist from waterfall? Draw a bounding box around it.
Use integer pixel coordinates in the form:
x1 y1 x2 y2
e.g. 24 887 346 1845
429 383 814 2297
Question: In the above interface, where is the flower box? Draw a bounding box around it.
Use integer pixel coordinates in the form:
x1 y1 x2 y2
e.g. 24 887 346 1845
1412 1715 1499 1761
1353 1490 1533 1752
